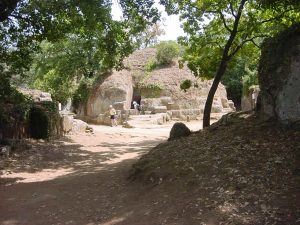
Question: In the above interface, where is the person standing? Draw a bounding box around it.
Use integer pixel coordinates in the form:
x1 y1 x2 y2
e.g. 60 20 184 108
109 105 117 127
133 101 139 115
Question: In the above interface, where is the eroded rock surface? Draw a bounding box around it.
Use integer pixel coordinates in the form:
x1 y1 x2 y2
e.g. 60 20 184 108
79 48 235 124
259 25 300 127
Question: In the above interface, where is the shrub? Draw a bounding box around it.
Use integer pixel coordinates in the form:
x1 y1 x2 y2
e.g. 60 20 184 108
137 81 164 98
242 67 258 96
180 79 192 92
155 41 180 65
144 58 159 72
72 78 94 109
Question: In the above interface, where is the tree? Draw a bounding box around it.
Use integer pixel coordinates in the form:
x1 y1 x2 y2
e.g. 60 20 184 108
161 0 300 127
221 44 260 109
137 22 166 48
156 41 180 65
0 0 159 102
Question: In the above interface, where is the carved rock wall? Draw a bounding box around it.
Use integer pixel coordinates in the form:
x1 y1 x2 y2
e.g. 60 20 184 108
81 48 235 124
258 25 300 127
78 70 133 118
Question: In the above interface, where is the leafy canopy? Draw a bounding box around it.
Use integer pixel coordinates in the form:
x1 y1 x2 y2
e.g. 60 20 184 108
0 0 160 102
160 0 300 127
161 0 300 78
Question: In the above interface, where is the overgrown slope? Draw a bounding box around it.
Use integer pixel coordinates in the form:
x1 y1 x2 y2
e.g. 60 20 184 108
130 113 300 224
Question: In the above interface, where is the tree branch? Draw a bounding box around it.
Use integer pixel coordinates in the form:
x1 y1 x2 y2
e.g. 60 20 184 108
219 11 233 32
251 39 260 48
228 35 269 58
229 2 237 18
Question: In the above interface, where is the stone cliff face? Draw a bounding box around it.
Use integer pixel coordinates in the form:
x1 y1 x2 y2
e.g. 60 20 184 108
258 25 300 128
78 70 133 118
80 47 235 123
126 48 234 114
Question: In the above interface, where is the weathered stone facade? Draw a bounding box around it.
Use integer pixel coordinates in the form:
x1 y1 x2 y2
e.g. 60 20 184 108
77 70 133 118
79 48 235 124
258 25 300 128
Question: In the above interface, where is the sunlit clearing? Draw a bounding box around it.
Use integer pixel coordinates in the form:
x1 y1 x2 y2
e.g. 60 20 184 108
1 168 74 184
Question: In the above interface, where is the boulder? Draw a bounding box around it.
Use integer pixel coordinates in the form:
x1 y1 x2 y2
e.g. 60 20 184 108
78 71 133 118
72 119 88 133
258 25 300 127
19 88 53 102
168 122 192 141
241 96 253 111
0 146 11 157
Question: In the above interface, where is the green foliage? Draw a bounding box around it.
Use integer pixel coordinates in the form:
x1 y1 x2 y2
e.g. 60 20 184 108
72 77 95 109
32 69 76 104
137 81 163 98
161 0 299 127
136 22 166 48
144 42 183 72
242 68 258 96
39 101 58 114
0 0 160 103
258 24 300 97
180 79 192 92
144 58 159 72
162 0 300 80
155 41 180 65
222 44 260 106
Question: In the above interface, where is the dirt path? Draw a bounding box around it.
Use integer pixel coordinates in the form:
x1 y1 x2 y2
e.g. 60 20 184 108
0 122 202 225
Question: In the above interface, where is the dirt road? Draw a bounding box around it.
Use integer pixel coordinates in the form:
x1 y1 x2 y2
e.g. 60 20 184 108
0 122 202 225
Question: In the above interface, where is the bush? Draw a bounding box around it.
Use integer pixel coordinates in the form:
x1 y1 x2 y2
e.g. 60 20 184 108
242 67 258 96
144 58 159 72
180 79 192 92
72 78 94 109
155 41 180 65
137 81 163 98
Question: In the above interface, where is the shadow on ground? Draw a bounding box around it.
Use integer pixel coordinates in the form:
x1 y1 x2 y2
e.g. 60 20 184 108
0 131 175 225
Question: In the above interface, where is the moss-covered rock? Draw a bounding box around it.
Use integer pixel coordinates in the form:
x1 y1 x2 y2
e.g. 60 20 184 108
258 24 300 128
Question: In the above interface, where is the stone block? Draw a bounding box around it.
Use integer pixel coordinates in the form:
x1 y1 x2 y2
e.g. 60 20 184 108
61 115 73 133
113 101 126 110
167 103 180 110
170 110 181 118
228 100 236 111
221 98 229 108
153 106 167 114
211 104 223 113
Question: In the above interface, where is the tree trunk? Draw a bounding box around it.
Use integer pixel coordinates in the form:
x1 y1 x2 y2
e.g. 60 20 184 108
202 0 247 128
203 60 228 128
